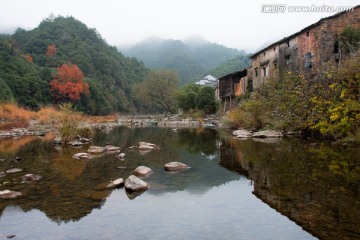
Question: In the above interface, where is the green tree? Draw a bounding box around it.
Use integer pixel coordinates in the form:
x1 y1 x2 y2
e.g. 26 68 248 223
176 84 201 111
133 70 179 113
0 77 14 103
195 86 217 114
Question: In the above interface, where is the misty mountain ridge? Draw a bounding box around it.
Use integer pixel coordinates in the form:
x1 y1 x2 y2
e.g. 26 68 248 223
120 37 247 84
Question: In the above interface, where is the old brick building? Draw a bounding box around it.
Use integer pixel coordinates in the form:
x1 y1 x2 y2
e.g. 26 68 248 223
219 6 360 110
249 6 360 89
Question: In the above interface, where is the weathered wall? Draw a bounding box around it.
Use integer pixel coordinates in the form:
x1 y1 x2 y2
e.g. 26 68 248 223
251 7 360 89
250 46 279 89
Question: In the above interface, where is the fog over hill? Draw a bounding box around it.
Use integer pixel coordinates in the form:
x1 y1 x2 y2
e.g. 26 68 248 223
120 37 248 84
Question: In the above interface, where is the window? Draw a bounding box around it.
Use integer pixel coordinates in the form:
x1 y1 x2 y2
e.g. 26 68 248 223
306 31 310 37
263 66 269 77
255 68 258 77
273 61 278 70
304 52 312 69
285 53 291 65
287 41 290 47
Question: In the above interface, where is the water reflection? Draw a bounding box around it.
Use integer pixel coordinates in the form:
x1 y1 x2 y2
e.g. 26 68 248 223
220 136 360 240
0 127 235 224
0 127 358 240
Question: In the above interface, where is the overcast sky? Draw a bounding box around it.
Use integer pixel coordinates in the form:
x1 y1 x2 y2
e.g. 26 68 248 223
0 0 358 52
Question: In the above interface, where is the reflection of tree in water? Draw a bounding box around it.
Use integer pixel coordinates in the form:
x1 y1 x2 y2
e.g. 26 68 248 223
220 136 360 240
0 127 238 223
177 128 218 155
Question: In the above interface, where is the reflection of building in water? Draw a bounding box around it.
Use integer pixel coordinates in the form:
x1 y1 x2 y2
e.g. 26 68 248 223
219 138 360 240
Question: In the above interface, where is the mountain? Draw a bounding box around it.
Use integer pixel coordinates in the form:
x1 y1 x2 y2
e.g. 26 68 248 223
120 37 247 85
0 16 148 114
208 54 250 78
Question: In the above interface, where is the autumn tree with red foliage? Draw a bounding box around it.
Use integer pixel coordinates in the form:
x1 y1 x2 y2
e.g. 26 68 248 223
50 63 89 103
25 54 33 63
45 44 56 57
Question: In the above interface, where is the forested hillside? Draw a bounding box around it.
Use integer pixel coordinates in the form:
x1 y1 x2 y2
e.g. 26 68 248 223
121 38 248 84
0 16 148 115
208 55 250 78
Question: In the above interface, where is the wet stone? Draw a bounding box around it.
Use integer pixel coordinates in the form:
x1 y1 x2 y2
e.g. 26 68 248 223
6 168 23 174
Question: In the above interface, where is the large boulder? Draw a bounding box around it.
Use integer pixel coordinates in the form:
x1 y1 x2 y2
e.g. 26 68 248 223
0 190 21 199
133 166 153 177
164 162 189 171
125 175 149 191
252 130 284 138
88 146 105 154
106 178 124 189
233 129 252 138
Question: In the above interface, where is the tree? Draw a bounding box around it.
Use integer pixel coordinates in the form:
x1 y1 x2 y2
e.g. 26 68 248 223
195 86 217 114
176 84 201 111
133 70 179 113
45 44 57 57
50 63 89 103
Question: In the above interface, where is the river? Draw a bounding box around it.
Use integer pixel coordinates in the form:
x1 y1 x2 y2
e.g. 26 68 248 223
0 127 359 240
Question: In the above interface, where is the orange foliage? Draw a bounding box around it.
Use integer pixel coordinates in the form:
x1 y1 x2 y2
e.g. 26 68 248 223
0 104 35 129
45 44 56 57
25 54 33 63
50 63 89 102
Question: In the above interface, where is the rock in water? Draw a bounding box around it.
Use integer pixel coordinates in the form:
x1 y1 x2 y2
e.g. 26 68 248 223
233 129 252 138
125 175 149 191
6 168 23 174
133 166 153 177
67 140 83 147
118 153 126 159
73 153 92 159
106 178 124 189
21 174 42 183
252 130 284 138
138 142 156 150
164 162 189 171
104 145 120 152
0 190 21 199
88 146 105 154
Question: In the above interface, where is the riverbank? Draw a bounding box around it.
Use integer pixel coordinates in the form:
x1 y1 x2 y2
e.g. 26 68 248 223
0 113 221 139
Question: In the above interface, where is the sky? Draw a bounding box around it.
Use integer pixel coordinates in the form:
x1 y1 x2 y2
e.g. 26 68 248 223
0 0 359 52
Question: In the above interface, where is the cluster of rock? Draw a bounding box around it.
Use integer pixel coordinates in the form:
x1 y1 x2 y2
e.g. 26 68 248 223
117 116 219 128
0 128 50 138
233 129 284 139
72 145 121 159
0 158 42 199
53 137 92 147
105 161 190 199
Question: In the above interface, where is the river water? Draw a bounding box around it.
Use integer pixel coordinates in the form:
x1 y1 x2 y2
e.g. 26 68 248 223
0 127 359 240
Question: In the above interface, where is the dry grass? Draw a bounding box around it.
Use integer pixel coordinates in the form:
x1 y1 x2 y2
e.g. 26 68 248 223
0 104 35 129
0 103 118 131
36 106 64 125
